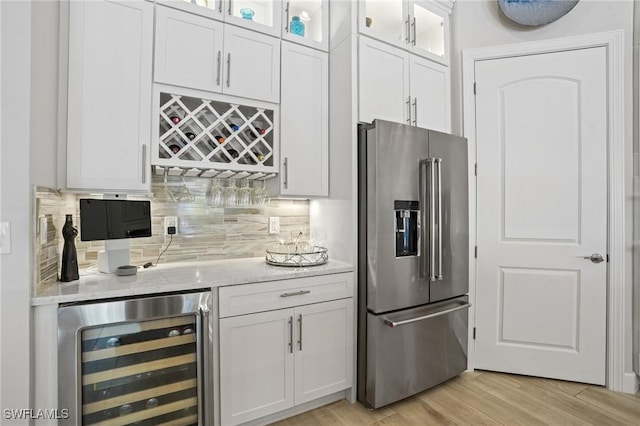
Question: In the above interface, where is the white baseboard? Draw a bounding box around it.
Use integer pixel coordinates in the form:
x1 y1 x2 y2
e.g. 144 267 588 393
622 372 639 394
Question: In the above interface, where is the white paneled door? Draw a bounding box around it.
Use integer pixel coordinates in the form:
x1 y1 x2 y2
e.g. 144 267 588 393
474 47 607 385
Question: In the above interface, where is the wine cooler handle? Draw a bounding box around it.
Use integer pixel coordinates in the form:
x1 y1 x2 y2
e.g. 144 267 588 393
436 158 443 280
199 307 212 426
216 51 221 86
141 144 147 184
418 159 429 279
226 53 231 87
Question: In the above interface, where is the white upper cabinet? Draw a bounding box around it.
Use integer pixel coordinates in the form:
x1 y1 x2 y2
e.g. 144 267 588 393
154 5 280 103
358 0 449 65
66 0 152 192
225 0 283 37
358 36 450 131
154 7 224 93
358 36 410 125
282 0 329 51
410 55 450 132
157 0 281 37
276 42 328 197
223 24 281 103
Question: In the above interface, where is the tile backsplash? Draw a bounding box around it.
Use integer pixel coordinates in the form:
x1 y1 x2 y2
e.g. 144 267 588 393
34 176 310 294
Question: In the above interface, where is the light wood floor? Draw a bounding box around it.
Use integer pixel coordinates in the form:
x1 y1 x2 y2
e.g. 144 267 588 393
272 371 640 425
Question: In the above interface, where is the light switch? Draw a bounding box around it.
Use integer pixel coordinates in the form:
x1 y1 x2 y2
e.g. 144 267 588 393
39 217 48 245
0 222 11 254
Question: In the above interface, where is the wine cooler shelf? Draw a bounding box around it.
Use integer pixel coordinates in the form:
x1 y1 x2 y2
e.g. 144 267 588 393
155 92 277 175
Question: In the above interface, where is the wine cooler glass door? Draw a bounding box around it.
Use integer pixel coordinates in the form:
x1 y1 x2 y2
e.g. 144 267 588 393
58 291 213 426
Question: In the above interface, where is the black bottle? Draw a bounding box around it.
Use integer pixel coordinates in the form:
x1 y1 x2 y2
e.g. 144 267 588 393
61 214 79 282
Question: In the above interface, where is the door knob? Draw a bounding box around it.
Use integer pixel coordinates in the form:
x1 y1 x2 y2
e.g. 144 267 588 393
583 253 604 263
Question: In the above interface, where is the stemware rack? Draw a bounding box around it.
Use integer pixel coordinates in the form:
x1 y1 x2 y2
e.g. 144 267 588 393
154 91 277 177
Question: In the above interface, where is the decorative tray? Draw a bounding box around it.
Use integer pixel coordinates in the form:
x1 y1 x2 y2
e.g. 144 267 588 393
265 243 328 267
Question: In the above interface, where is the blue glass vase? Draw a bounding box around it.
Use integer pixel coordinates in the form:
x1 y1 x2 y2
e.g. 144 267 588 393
290 16 305 37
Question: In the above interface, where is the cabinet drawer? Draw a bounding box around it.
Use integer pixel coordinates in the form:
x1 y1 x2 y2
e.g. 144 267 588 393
219 273 354 317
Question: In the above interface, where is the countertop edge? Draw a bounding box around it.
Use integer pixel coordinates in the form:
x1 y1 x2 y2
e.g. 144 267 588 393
32 258 354 306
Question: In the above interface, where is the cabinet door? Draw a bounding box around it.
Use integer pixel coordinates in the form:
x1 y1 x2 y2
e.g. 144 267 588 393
220 309 294 425
410 0 449 65
410 55 450 132
282 0 329 51
156 0 224 21
358 0 409 51
66 0 152 192
224 0 283 38
358 36 410 125
154 6 224 93
280 42 328 196
294 299 353 404
223 25 281 103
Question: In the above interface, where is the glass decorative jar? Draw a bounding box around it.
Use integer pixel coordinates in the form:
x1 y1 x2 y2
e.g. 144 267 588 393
290 16 305 37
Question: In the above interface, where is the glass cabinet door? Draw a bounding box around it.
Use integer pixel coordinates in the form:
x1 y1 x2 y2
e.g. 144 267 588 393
359 0 410 50
80 315 201 425
283 0 327 51
411 1 447 63
157 0 225 20
225 0 282 37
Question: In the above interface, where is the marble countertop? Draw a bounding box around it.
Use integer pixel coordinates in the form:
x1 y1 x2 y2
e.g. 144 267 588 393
32 257 354 306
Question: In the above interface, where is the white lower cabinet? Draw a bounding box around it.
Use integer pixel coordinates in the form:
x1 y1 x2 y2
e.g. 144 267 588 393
220 294 353 425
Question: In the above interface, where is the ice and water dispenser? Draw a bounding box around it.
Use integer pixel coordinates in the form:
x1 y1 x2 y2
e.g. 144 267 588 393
394 201 419 257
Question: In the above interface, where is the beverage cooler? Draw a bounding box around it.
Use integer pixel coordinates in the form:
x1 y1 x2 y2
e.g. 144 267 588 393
57 291 214 426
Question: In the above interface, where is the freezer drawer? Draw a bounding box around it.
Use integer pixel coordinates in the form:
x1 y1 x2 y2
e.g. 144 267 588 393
359 296 469 409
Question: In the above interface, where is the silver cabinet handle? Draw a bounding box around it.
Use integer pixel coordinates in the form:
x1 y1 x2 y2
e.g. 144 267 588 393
285 1 290 32
228 0 232 15
584 253 605 263
283 157 289 189
280 290 310 298
216 50 221 86
218 0 222 13
419 159 429 279
383 302 471 328
199 307 212 426
412 17 417 45
141 144 147 184
406 96 412 124
405 15 410 43
288 316 293 353
413 98 418 126
226 53 231 87
429 158 436 281
436 158 443 280
297 314 302 350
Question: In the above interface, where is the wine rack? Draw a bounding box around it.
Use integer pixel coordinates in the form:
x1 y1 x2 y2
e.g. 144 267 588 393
153 90 277 177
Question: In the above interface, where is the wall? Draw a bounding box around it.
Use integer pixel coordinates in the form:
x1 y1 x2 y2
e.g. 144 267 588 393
35 177 310 295
451 0 636 392
1 0 32 422
633 0 640 376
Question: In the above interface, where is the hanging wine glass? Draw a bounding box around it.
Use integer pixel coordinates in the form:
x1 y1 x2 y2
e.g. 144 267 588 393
153 168 176 202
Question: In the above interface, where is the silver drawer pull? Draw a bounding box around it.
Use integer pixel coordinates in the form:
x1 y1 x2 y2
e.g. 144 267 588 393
280 290 311 298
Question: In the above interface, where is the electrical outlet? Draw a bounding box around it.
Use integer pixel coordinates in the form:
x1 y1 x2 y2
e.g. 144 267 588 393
164 216 178 235
268 217 280 235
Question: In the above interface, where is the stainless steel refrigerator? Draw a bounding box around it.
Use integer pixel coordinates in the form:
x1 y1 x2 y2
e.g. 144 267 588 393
357 119 470 409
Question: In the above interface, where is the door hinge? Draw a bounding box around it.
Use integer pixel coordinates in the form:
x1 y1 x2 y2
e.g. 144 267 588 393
474 163 478 176
473 82 477 95
474 246 477 258
473 327 476 339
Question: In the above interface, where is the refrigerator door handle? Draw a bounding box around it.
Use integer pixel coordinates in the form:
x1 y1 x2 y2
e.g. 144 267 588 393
429 158 437 281
418 159 430 279
436 158 443 280
383 302 471 328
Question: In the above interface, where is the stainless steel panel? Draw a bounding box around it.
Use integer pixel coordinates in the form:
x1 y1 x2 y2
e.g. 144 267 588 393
57 291 214 426
361 296 469 409
362 120 431 313
428 130 469 302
